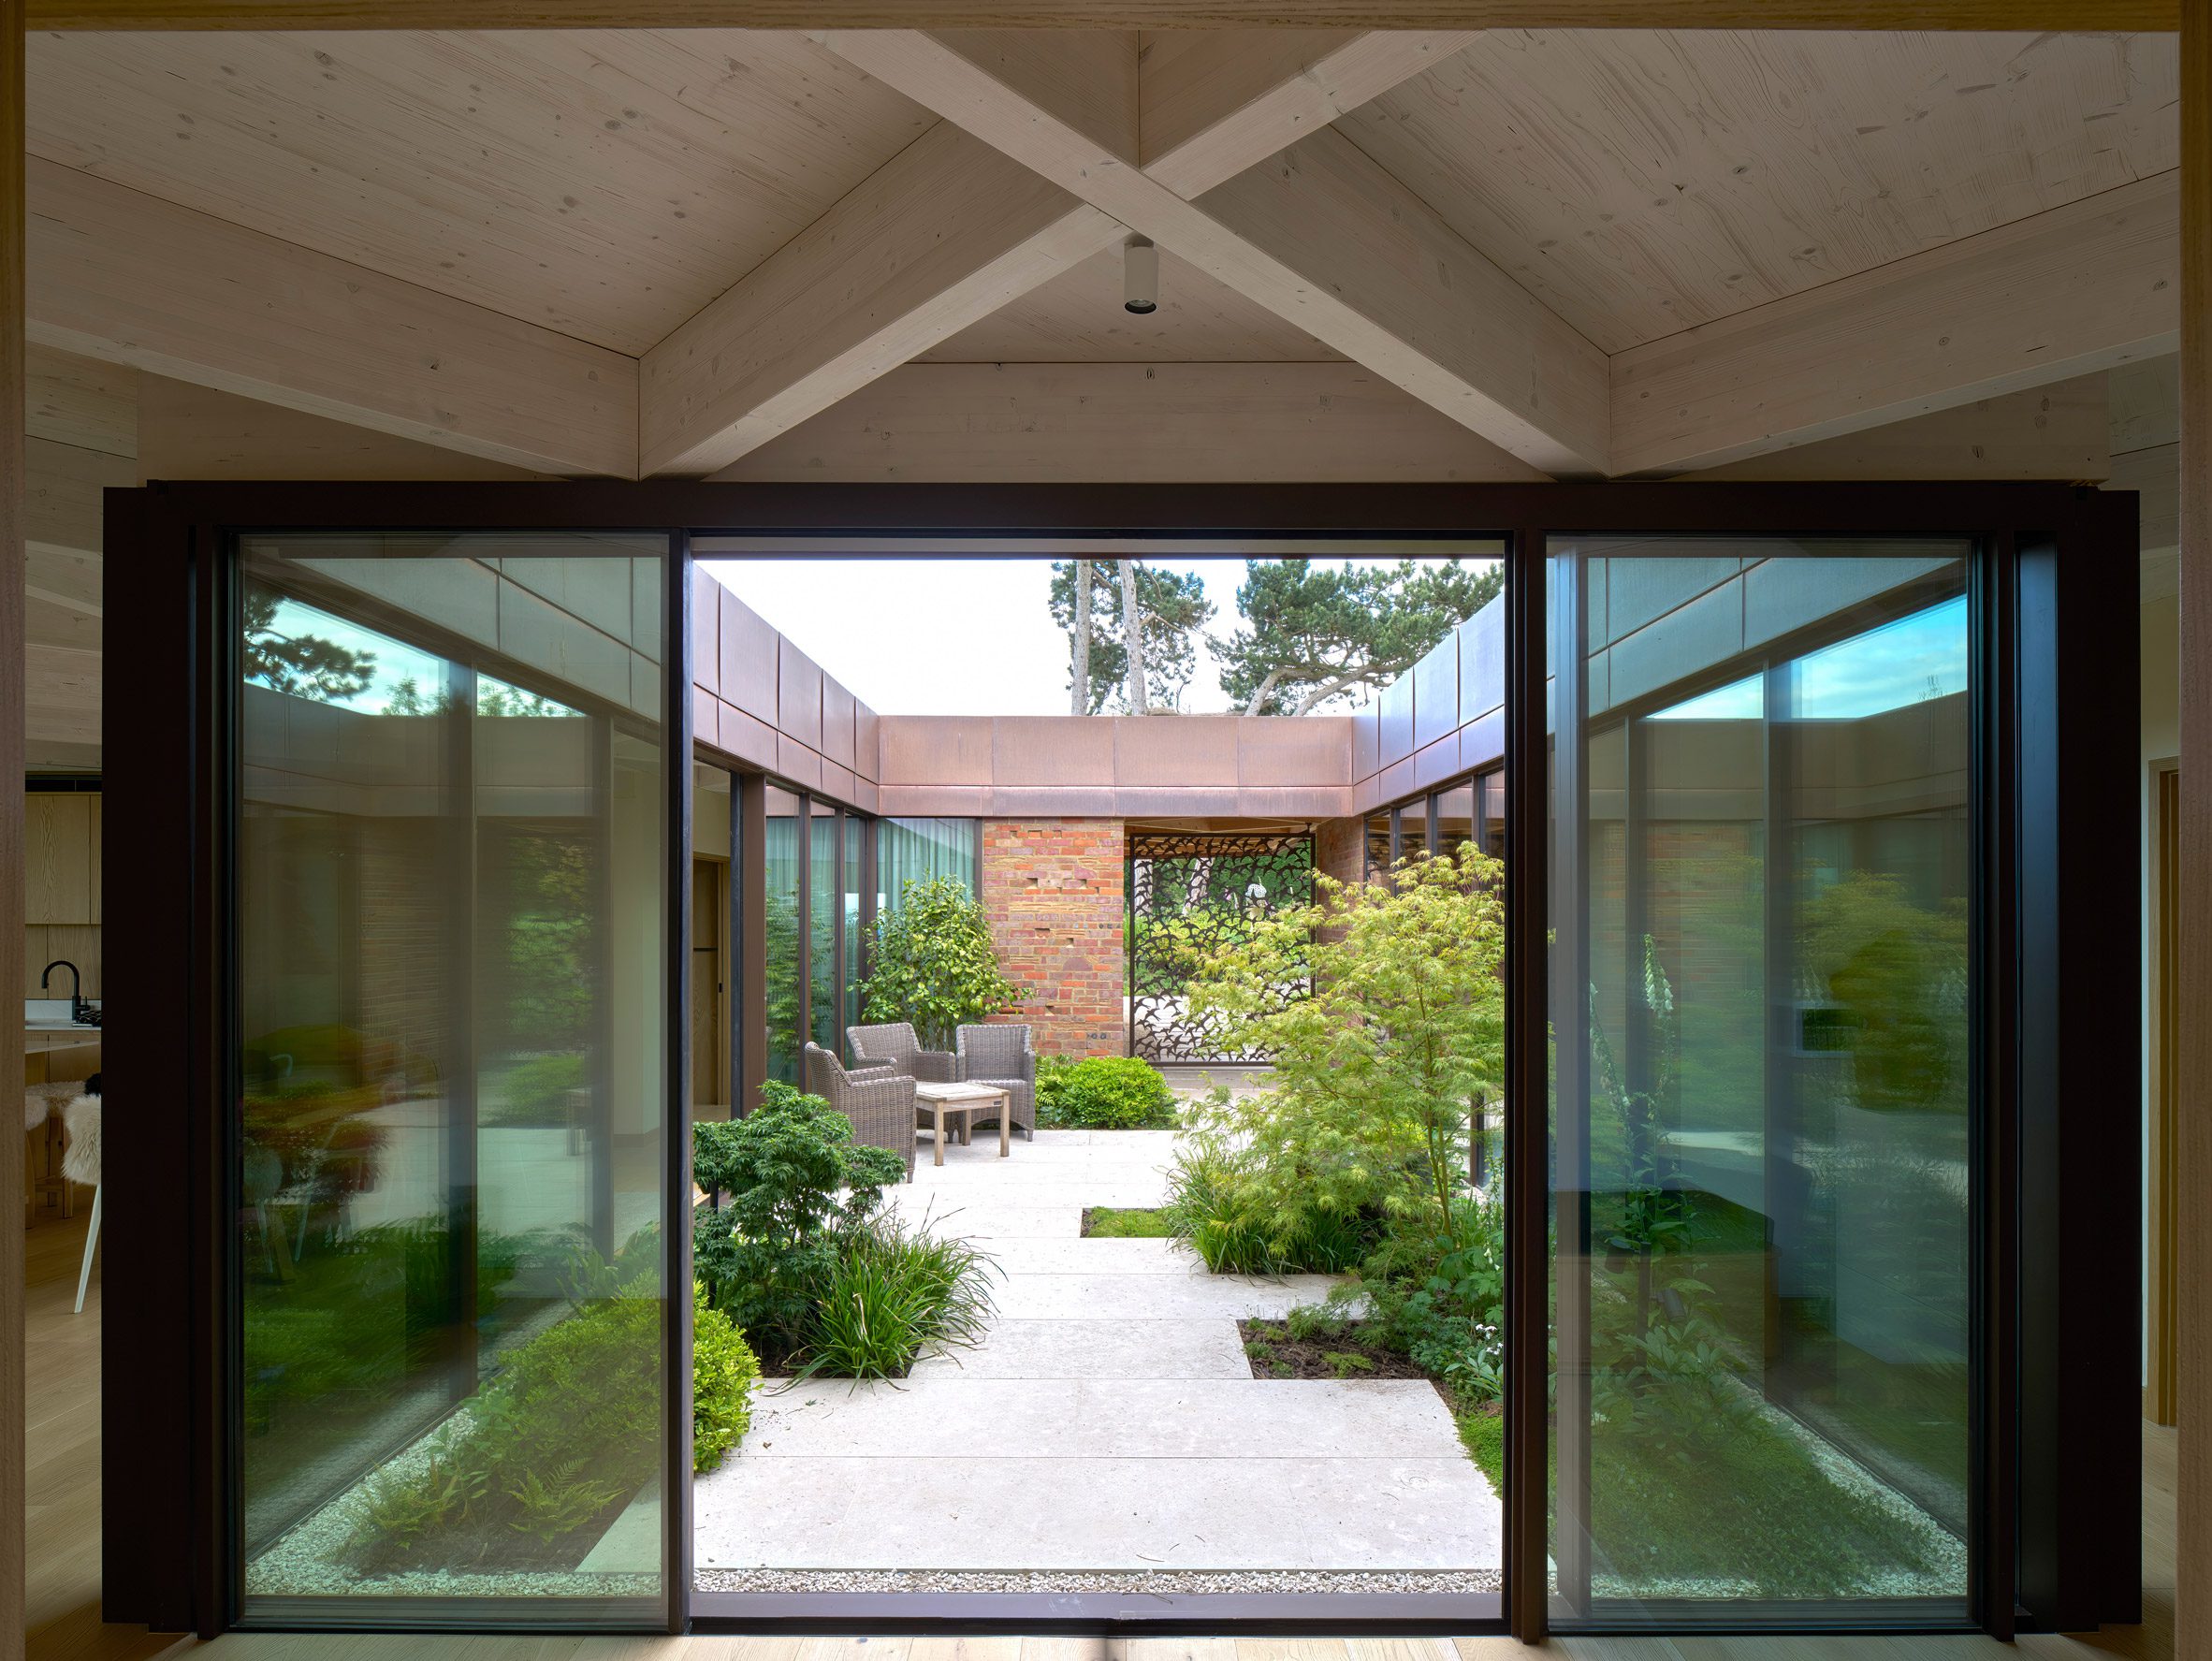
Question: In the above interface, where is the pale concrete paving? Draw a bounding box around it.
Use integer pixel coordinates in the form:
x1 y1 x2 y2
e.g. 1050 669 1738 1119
691 1128 1503 1577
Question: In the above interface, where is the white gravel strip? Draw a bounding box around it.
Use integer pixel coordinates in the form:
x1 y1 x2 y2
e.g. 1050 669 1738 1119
694 1566 1501 1595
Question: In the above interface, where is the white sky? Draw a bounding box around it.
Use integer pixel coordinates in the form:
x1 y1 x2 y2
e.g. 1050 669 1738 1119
703 556 1496 718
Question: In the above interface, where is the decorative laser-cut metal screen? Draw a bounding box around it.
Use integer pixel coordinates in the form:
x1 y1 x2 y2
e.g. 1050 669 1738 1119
1128 832 1314 1063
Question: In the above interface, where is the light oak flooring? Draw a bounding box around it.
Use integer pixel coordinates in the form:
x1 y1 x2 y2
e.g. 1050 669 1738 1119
22 1202 2176 1661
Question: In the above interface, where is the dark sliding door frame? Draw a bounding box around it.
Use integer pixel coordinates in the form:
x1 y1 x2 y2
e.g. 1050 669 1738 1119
100 479 2137 1647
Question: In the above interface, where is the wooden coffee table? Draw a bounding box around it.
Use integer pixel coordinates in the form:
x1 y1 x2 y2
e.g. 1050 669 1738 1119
911 1081 1012 1166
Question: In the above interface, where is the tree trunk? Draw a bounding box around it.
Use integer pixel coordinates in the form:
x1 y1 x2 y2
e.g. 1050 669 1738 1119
1071 558 1092 714
1120 558 1149 715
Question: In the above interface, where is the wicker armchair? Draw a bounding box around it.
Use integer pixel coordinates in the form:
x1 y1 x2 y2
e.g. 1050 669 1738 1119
804 1042 916 1181
847 1022 957 1085
956 1024 1037 1141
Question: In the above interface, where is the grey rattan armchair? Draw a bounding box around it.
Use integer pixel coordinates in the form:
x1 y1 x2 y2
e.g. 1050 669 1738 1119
804 1042 916 1181
847 1022 957 1085
956 1023 1037 1141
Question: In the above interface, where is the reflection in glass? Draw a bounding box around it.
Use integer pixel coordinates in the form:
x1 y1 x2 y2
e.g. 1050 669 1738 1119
844 812 866 1047
1364 810 1392 883
237 535 667 1619
878 817 977 908
764 789 802 1085
810 802 839 1056
1547 541 1973 1621
1434 784 1476 867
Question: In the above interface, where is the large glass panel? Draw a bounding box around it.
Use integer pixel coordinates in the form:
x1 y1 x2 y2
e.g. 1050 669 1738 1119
1435 783 1476 866
809 801 839 1056
843 812 865 1048
764 788 803 1085
236 533 669 1621
1547 539 1973 1623
877 816 977 907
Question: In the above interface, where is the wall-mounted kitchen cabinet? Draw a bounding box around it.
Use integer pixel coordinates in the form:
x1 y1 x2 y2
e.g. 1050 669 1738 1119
26 794 100 925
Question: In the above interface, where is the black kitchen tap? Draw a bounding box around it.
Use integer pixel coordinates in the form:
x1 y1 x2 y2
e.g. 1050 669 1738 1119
39 960 97 1027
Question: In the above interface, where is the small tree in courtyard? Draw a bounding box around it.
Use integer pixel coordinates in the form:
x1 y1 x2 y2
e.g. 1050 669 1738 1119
860 876 1024 1051
1184 842 1505 1255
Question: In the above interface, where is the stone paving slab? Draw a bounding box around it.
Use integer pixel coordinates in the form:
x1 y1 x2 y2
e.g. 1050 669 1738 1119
992 1270 1342 1320
970 1236 1192 1274
693 1453 1498 1571
905 1318 1252 1379
742 1377 1458 1460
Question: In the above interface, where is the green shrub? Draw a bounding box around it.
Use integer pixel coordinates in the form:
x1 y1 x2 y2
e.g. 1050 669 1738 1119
860 875 1022 1050
798 1214 997 1381
691 1281 759 1473
1035 1055 1177 1129
691 1084 904 1360
1344 1188 1506 1401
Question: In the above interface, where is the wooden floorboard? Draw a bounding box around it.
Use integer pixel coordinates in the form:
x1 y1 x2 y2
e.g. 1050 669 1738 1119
22 1206 2176 1661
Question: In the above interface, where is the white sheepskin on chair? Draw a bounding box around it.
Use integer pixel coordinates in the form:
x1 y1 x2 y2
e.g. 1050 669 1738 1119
61 1095 101 1188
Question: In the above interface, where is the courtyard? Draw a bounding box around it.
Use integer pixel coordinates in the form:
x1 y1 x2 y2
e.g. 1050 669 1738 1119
691 1126 1503 1593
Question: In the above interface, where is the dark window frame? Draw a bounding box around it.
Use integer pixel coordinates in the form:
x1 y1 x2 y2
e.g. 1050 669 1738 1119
99 479 2138 1647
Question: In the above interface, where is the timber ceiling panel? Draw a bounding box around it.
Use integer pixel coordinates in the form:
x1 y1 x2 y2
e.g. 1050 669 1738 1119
918 243 1344 362
25 29 933 354
1339 29 2179 354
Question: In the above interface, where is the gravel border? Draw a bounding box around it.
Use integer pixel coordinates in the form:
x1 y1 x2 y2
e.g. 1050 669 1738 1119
694 1567 1502 1595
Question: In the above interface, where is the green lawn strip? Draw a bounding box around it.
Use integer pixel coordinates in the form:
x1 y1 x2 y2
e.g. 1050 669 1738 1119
1452 1399 1506 1496
1587 1407 1957 1597
1080 1205 1177 1238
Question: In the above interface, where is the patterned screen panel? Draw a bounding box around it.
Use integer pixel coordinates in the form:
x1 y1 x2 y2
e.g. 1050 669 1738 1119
1128 832 1314 1064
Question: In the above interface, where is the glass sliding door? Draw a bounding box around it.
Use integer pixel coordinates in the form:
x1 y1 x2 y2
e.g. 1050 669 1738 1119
1545 538 1975 1625
234 534 674 1624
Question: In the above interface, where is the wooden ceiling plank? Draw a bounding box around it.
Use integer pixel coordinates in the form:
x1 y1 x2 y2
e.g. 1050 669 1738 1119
22 3 2189 31
28 156 639 476
713 359 1549 483
27 30 934 357
638 122 1121 476
1341 30 2178 355
26 343 136 458
819 28 1610 474
1610 171 2180 476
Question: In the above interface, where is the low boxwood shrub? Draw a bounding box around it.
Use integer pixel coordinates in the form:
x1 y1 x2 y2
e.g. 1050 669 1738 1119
691 1281 759 1473
1035 1055 1177 1129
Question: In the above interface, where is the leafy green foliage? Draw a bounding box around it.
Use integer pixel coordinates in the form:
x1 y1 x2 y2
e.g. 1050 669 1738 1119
502 1464 627 1546
860 876 1022 1051
691 1282 760 1474
485 1052 587 1128
359 1450 488 1553
692 1085 904 1359
1049 561 1215 713
796 1214 997 1382
1035 1055 1177 1129
1211 557 1501 716
1798 870 1968 1115
1341 1188 1506 1401
351 1238 662 1571
1182 844 1505 1256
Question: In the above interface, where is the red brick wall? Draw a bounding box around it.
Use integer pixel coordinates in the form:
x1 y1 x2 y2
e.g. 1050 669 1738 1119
980 819 1127 1057
1315 814 1366 892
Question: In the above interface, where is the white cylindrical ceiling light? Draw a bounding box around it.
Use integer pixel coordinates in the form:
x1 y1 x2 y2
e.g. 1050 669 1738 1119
1123 235 1158 314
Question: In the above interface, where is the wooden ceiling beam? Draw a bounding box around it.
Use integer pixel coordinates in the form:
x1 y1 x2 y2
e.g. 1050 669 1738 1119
1611 172 2181 477
640 26 1456 476
638 124 1121 477
23 2 2185 29
820 28 1610 475
27 157 639 477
